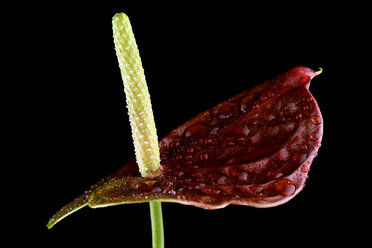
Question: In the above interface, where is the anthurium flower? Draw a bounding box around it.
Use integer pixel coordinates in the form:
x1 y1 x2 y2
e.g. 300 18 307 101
47 65 322 228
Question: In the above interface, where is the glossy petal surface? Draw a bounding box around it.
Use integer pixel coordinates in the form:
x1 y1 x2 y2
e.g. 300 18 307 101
48 66 323 228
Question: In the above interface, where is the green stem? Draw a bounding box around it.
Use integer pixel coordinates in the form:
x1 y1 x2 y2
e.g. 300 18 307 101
150 201 164 248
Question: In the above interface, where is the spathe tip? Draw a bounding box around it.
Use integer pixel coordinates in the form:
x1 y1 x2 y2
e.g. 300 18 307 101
312 67 323 79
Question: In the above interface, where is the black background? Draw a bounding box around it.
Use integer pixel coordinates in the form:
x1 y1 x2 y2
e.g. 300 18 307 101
7 2 368 247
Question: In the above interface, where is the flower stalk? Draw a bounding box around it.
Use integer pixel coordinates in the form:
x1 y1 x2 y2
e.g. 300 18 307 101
150 202 164 248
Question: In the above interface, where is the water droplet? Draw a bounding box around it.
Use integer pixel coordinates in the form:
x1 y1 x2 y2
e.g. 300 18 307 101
175 155 183 160
240 94 254 112
242 125 250 136
251 113 259 119
251 131 262 144
185 154 193 159
264 114 276 121
133 182 148 191
187 184 195 190
217 175 227 184
151 187 162 193
260 95 267 101
301 144 308 151
212 189 221 195
187 147 194 153
272 171 283 178
204 138 212 144
240 104 247 112
229 167 242 177
159 141 167 148
295 113 303 120
226 158 234 164
250 185 264 194
218 114 229 119
211 172 227 184
273 179 296 196
169 141 180 148
184 124 205 137
210 127 219 134
315 141 321 148
199 153 209 160
309 132 319 141
287 102 298 113
301 165 309 173
177 195 186 200
252 104 260 109
173 170 184 177
292 152 307 162
223 140 236 146
168 189 176 195
310 115 322 125
202 187 221 195
238 171 248 181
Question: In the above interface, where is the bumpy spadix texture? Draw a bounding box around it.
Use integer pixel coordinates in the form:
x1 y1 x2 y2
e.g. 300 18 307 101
113 13 160 176
47 66 322 228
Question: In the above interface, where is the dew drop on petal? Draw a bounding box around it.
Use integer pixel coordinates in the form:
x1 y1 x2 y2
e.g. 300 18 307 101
217 175 227 184
218 114 229 119
151 187 162 193
240 104 247 112
264 114 276 121
287 102 298 113
301 144 308 151
251 131 262 144
169 141 180 148
184 124 205 137
272 171 283 179
309 132 319 141
315 141 321 148
173 170 184 177
242 125 250 136
210 127 219 134
199 153 209 160
301 165 309 173
229 167 242 177
187 147 194 153
292 152 307 162
273 179 296 196
160 141 167 148
310 115 322 125
168 189 176 195
185 155 193 160
238 171 248 181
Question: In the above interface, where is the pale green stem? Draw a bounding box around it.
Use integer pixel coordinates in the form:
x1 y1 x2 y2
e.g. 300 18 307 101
150 202 164 248
113 13 164 248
